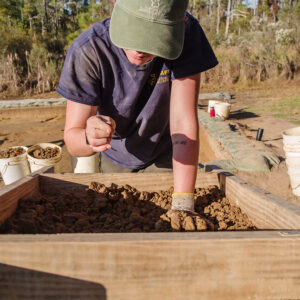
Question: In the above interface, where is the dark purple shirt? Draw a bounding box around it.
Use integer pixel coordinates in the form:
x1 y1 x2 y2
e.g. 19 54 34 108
57 14 218 169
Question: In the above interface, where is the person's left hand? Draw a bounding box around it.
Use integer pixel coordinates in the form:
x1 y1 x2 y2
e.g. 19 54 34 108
163 209 214 231
166 193 214 231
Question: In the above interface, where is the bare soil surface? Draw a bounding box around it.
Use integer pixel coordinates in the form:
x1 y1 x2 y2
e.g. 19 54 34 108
0 183 255 234
227 87 300 206
0 106 69 178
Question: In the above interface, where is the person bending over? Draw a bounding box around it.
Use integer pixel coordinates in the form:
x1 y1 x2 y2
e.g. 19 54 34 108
57 0 218 217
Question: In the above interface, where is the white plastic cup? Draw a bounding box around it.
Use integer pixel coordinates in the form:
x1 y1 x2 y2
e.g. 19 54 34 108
282 126 300 197
207 100 222 113
71 153 99 173
215 103 231 119
27 143 62 172
0 146 31 185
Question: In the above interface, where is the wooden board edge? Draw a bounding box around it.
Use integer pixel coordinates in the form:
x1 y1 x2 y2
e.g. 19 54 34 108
0 232 299 300
39 172 220 192
0 176 39 225
0 166 53 224
0 230 300 243
219 172 300 229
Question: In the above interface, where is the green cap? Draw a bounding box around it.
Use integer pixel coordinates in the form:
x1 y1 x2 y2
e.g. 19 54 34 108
109 0 189 60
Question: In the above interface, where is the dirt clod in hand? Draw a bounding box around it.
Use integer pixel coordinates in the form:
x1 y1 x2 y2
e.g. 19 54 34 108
0 147 25 159
0 183 256 234
165 210 214 231
28 146 59 159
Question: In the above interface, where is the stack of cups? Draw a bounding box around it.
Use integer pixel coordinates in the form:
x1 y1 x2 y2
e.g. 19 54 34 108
282 126 300 196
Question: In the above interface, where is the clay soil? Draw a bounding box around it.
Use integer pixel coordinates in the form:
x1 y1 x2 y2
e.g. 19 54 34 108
0 147 25 158
0 183 255 234
28 145 60 159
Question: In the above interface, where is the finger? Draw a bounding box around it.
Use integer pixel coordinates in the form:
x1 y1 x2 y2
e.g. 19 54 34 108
96 115 116 131
88 137 110 147
91 144 111 152
88 116 114 135
87 126 112 140
96 126 114 137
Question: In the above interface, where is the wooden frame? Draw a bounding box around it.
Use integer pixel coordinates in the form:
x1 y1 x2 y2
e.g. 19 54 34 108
0 168 300 299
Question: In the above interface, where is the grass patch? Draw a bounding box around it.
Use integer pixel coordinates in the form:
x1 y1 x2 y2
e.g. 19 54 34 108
245 96 300 124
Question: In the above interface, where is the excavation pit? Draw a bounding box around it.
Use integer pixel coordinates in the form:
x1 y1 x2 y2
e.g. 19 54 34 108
0 169 299 299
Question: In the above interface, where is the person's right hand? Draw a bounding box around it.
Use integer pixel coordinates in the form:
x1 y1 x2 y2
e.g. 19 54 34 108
85 115 116 152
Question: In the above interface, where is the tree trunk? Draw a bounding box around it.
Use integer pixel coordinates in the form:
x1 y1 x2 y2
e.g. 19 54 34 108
216 0 221 34
53 0 58 38
230 0 235 23
207 0 212 16
253 0 256 17
225 0 231 38
42 0 48 36
41 16 45 36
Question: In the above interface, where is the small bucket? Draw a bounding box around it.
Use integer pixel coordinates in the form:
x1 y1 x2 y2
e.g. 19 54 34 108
282 126 300 196
27 143 62 172
207 100 222 113
215 103 231 120
283 126 300 152
0 146 31 185
286 168 300 196
71 153 99 173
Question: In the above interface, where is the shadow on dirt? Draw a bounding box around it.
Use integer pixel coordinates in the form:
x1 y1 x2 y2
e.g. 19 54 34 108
229 109 259 120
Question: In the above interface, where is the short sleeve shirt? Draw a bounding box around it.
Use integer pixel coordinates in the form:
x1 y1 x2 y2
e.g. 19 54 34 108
57 13 218 169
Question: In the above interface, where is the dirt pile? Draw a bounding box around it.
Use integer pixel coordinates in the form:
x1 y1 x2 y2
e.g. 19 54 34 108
0 147 25 158
0 183 256 234
28 145 60 159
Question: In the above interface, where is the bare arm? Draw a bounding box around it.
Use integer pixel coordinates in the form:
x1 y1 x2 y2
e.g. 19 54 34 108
170 73 200 193
64 100 115 157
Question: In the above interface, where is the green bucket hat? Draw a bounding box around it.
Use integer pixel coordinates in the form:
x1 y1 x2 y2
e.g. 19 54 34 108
109 0 189 60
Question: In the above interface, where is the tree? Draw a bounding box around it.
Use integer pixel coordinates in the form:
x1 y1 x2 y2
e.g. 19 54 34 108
225 0 231 37
216 0 221 34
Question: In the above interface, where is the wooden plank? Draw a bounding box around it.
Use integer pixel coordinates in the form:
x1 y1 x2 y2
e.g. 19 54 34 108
220 172 300 229
0 166 53 224
0 263 106 299
0 231 299 300
0 230 299 242
39 172 220 194
0 175 39 225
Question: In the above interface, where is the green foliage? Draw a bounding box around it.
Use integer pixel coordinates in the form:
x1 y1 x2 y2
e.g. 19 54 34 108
0 0 114 96
0 27 31 76
0 0 299 96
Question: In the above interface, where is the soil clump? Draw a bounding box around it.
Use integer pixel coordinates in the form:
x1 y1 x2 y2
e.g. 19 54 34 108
0 147 25 159
28 145 60 159
0 182 256 234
